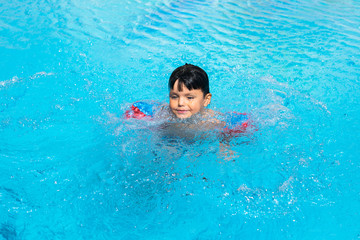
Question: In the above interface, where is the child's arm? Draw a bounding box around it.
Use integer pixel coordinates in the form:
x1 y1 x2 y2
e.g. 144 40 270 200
219 142 237 161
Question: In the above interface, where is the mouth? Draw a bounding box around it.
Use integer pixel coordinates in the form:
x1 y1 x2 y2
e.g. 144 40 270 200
174 109 190 116
176 109 189 113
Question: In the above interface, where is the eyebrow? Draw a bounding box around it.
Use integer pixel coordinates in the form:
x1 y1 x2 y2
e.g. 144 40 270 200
170 92 196 96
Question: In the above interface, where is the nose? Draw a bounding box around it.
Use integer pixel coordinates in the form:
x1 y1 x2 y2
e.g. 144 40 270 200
178 97 185 106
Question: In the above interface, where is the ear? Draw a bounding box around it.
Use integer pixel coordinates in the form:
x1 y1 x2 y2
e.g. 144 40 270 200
203 93 212 107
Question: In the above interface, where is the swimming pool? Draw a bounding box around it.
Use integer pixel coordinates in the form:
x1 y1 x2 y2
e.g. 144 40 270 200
1 0 360 239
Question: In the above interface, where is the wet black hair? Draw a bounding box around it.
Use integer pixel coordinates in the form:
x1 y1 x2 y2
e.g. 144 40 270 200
168 64 209 95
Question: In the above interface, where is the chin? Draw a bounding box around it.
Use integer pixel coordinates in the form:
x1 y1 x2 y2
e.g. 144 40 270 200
172 111 192 119
177 115 191 119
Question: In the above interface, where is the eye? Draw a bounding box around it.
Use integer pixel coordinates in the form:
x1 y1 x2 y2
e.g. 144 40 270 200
170 95 178 99
187 96 194 100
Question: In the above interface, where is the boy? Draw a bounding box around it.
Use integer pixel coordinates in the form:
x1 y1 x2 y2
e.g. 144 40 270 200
125 63 249 134
166 64 249 135
124 63 249 160
168 63 213 120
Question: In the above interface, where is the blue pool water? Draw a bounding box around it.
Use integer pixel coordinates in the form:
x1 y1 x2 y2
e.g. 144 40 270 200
1 0 360 239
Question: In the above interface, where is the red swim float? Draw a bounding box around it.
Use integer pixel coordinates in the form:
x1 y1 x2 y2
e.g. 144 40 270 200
125 101 251 133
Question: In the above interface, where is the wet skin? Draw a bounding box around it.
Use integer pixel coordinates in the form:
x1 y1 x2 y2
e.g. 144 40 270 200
169 80 212 119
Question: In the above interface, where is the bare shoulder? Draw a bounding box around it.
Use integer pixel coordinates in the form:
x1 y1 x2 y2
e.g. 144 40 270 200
154 104 175 120
200 109 226 128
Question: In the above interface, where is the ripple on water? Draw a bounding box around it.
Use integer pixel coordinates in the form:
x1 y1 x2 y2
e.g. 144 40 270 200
1 0 360 238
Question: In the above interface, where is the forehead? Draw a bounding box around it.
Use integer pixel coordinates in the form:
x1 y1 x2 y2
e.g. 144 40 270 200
170 82 203 95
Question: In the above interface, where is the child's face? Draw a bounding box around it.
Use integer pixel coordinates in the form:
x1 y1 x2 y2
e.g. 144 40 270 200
169 80 212 119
